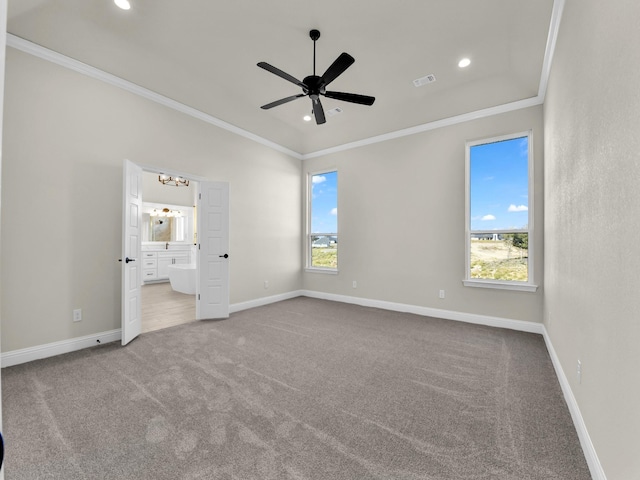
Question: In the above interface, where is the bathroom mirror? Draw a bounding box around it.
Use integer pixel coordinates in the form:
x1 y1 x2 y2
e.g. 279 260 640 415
142 203 194 243
148 215 187 242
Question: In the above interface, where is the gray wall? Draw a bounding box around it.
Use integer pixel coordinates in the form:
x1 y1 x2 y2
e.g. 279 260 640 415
303 106 544 324
1 48 302 352
1 48 545 357
544 0 640 478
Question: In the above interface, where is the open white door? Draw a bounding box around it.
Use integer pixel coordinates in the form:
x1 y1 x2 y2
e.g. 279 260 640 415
121 160 143 345
196 182 230 320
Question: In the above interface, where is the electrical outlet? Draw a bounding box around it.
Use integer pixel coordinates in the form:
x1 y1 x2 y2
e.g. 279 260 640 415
352 281 357 288
577 360 582 384
264 280 269 289
439 290 445 299
73 308 82 322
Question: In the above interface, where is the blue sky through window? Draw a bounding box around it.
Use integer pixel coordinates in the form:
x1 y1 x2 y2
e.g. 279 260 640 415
311 171 337 233
470 136 529 231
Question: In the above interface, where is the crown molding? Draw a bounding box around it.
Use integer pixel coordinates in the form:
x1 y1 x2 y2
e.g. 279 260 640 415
301 96 543 160
5 33 303 160
302 0 565 160
6 0 563 160
538 0 566 99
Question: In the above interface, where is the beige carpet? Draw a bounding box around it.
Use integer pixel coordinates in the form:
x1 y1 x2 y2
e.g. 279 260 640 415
1 297 590 479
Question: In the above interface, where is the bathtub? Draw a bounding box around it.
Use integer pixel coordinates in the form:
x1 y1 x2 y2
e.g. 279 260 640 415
167 264 196 295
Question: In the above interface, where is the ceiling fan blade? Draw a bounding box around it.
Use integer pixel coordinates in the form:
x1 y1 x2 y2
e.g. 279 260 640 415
312 98 326 124
261 94 306 110
321 52 355 87
324 91 376 106
257 62 306 89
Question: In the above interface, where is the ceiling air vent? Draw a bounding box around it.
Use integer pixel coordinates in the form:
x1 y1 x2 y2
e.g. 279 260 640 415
327 107 343 117
413 74 436 87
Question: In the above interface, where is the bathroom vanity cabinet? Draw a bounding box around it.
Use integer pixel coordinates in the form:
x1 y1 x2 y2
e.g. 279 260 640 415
141 244 192 283
157 251 190 278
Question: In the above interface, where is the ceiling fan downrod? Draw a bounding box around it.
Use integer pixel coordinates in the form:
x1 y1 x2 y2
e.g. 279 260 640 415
310 29 320 76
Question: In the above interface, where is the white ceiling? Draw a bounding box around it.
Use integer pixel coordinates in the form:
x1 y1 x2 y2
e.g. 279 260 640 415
7 0 556 156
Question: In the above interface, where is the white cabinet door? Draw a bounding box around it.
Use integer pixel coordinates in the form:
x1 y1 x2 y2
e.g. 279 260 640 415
173 252 190 265
157 256 172 278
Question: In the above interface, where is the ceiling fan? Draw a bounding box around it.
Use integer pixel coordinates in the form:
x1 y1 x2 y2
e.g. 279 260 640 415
257 29 375 125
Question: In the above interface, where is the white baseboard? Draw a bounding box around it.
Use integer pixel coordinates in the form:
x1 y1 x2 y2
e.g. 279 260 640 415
300 290 545 334
229 290 304 314
0 291 542 365
0 292 304 368
542 327 606 480
1 329 122 368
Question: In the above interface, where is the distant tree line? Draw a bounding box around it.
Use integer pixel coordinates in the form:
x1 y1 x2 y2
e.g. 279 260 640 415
504 233 528 251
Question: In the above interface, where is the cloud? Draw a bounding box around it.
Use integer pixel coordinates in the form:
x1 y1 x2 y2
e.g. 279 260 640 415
519 137 529 157
481 214 496 221
508 204 528 212
312 175 326 184
330 208 337 216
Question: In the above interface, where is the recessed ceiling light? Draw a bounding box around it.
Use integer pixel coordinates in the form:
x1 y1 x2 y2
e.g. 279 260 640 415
303 114 312 122
458 58 471 68
114 0 131 10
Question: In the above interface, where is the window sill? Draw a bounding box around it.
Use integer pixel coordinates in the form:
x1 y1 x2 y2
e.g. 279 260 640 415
305 267 339 275
463 279 538 292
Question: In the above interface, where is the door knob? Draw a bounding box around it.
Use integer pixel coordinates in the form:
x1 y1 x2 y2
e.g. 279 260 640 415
125 257 136 263
219 254 229 258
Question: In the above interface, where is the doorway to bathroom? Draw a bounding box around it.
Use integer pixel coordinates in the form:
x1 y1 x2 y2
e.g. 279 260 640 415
140 171 198 334
121 160 230 345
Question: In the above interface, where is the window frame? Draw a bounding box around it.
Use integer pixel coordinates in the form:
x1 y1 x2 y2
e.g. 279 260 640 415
306 169 338 274
464 130 537 292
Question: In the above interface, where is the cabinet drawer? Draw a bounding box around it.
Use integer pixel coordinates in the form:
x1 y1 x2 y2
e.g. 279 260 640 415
143 252 157 259
143 270 157 279
143 259 157 268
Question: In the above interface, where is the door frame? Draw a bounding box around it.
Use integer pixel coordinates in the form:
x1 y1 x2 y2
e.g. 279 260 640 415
121 161 209 344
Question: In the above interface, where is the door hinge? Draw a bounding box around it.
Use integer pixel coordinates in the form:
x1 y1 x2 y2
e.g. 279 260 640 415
198 294 200 300
198 244 200 250
199 193 202 200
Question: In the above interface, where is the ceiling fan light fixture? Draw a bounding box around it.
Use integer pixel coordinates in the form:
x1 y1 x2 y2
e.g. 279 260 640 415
458 58 471 68
114 0 131 10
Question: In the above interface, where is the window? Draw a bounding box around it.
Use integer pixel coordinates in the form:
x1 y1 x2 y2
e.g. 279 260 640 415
308 170 338 271
465 131 536 291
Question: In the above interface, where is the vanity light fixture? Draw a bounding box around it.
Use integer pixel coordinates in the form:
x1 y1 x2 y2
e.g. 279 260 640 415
114 0 131 10
152 208 182 217
158 175 190 187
